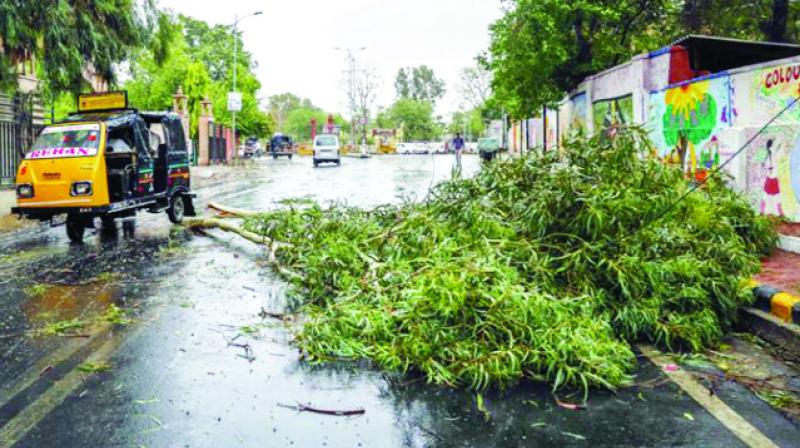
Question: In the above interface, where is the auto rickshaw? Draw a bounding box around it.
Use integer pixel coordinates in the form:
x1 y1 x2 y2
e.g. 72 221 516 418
12 91 197 242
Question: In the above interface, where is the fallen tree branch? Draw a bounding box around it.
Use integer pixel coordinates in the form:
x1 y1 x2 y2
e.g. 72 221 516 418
277 402 365 416
183 217 273 246
208 202 262 218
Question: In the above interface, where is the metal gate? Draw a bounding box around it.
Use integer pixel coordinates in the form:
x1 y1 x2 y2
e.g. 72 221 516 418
0 93 41 186
208 122 227 164
0 122 19 185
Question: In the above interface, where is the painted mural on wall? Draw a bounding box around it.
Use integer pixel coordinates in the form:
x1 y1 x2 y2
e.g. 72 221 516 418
570 93 588 133
740 61 800 126
733 62 800 220
744 126 800 220
648 77 731 181
593 95 633 135
545 108 558 150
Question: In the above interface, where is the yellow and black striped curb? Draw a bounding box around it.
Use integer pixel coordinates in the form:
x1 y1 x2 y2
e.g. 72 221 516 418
749 280 800 325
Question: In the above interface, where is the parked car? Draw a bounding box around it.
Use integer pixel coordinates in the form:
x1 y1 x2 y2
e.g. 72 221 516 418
269 134 294 159
410 142 429 155
313 134 341 167
429 142 447 154
243 137 262 158
396 143 412 155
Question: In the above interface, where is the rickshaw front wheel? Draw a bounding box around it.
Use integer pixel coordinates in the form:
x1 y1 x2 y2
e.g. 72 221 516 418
167 194 185 224
66 213 85 243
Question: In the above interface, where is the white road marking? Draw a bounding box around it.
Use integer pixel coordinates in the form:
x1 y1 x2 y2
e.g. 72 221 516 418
638 344 779 448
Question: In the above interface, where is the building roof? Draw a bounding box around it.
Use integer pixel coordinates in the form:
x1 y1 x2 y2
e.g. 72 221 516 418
659 35 800 74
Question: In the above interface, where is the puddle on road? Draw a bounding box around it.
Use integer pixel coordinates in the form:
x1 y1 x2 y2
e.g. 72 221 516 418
22 282 116 331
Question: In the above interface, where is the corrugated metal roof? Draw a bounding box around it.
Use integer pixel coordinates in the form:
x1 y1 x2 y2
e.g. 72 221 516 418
670 34 800 50
655 35 800 77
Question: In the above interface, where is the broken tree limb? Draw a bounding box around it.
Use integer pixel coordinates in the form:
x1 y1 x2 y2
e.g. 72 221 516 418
183 217 273 246
277 402 365 417
208 202 261 218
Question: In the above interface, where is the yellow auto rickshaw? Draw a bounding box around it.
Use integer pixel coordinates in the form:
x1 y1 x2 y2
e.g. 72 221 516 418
12 91 196 242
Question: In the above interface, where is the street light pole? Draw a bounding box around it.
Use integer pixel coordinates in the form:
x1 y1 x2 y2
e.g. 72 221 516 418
335 47 365 151
232 14 237 163
230 11 262 164
349 51 355 150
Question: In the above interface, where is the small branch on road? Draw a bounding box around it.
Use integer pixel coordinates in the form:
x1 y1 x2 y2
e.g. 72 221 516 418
258 307 290 321
554 396 587 411
230 342 256 362
277 402 365 417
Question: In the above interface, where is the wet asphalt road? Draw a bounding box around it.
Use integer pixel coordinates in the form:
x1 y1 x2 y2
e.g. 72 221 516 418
1 154 799 447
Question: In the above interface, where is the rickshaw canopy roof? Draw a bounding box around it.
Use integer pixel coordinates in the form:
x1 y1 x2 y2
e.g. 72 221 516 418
64 110 183 131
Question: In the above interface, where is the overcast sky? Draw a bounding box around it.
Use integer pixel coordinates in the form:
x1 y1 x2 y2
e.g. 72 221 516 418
157 0 504 118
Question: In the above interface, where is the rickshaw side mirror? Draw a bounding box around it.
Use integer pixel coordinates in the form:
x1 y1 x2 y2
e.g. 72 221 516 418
106 146 114 154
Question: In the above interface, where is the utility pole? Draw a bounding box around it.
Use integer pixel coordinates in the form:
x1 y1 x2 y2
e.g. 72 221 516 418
229 11 262 164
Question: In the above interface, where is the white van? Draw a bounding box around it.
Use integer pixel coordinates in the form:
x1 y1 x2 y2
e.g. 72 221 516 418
313 134 341 167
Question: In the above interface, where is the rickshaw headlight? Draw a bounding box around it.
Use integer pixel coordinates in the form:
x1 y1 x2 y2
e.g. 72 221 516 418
71 181 93 196
16 184 33 198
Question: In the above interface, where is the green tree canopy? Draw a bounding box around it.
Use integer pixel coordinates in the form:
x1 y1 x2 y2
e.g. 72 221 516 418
394 66 446 104
378 98 440 141
125 14 272 139
488 0 800 118
488 0 669 118
0 0 171 95
447 109 485 139
268 92 316 133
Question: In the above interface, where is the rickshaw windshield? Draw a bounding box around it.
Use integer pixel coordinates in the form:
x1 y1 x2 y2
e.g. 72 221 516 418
25 124 102 160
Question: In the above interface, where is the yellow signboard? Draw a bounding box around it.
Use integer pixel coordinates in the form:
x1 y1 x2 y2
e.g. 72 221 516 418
77 91 129 112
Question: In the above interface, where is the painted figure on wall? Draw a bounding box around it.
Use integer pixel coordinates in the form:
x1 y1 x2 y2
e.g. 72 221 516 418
755 139 784 216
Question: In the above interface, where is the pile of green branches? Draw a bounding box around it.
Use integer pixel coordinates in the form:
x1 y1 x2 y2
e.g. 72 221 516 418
243 131 776 392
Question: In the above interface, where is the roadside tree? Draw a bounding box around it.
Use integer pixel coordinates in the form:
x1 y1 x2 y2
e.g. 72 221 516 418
380 98 440 141
458 65 492 110
268 93 315 133
125 14 272 139
0 0 172 95
394 66 446 105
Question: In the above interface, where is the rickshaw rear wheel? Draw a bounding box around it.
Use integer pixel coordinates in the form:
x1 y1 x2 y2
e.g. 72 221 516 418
167 194 185 224
66 213 85 243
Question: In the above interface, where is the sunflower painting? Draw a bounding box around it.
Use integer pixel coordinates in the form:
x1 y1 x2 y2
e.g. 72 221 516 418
660 79 723 180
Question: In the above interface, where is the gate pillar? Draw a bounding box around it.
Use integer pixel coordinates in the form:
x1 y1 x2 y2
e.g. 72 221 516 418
198 96 213 166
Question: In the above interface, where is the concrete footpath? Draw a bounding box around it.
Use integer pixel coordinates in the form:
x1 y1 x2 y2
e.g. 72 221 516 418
0 188 13 215
0 188 28 233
